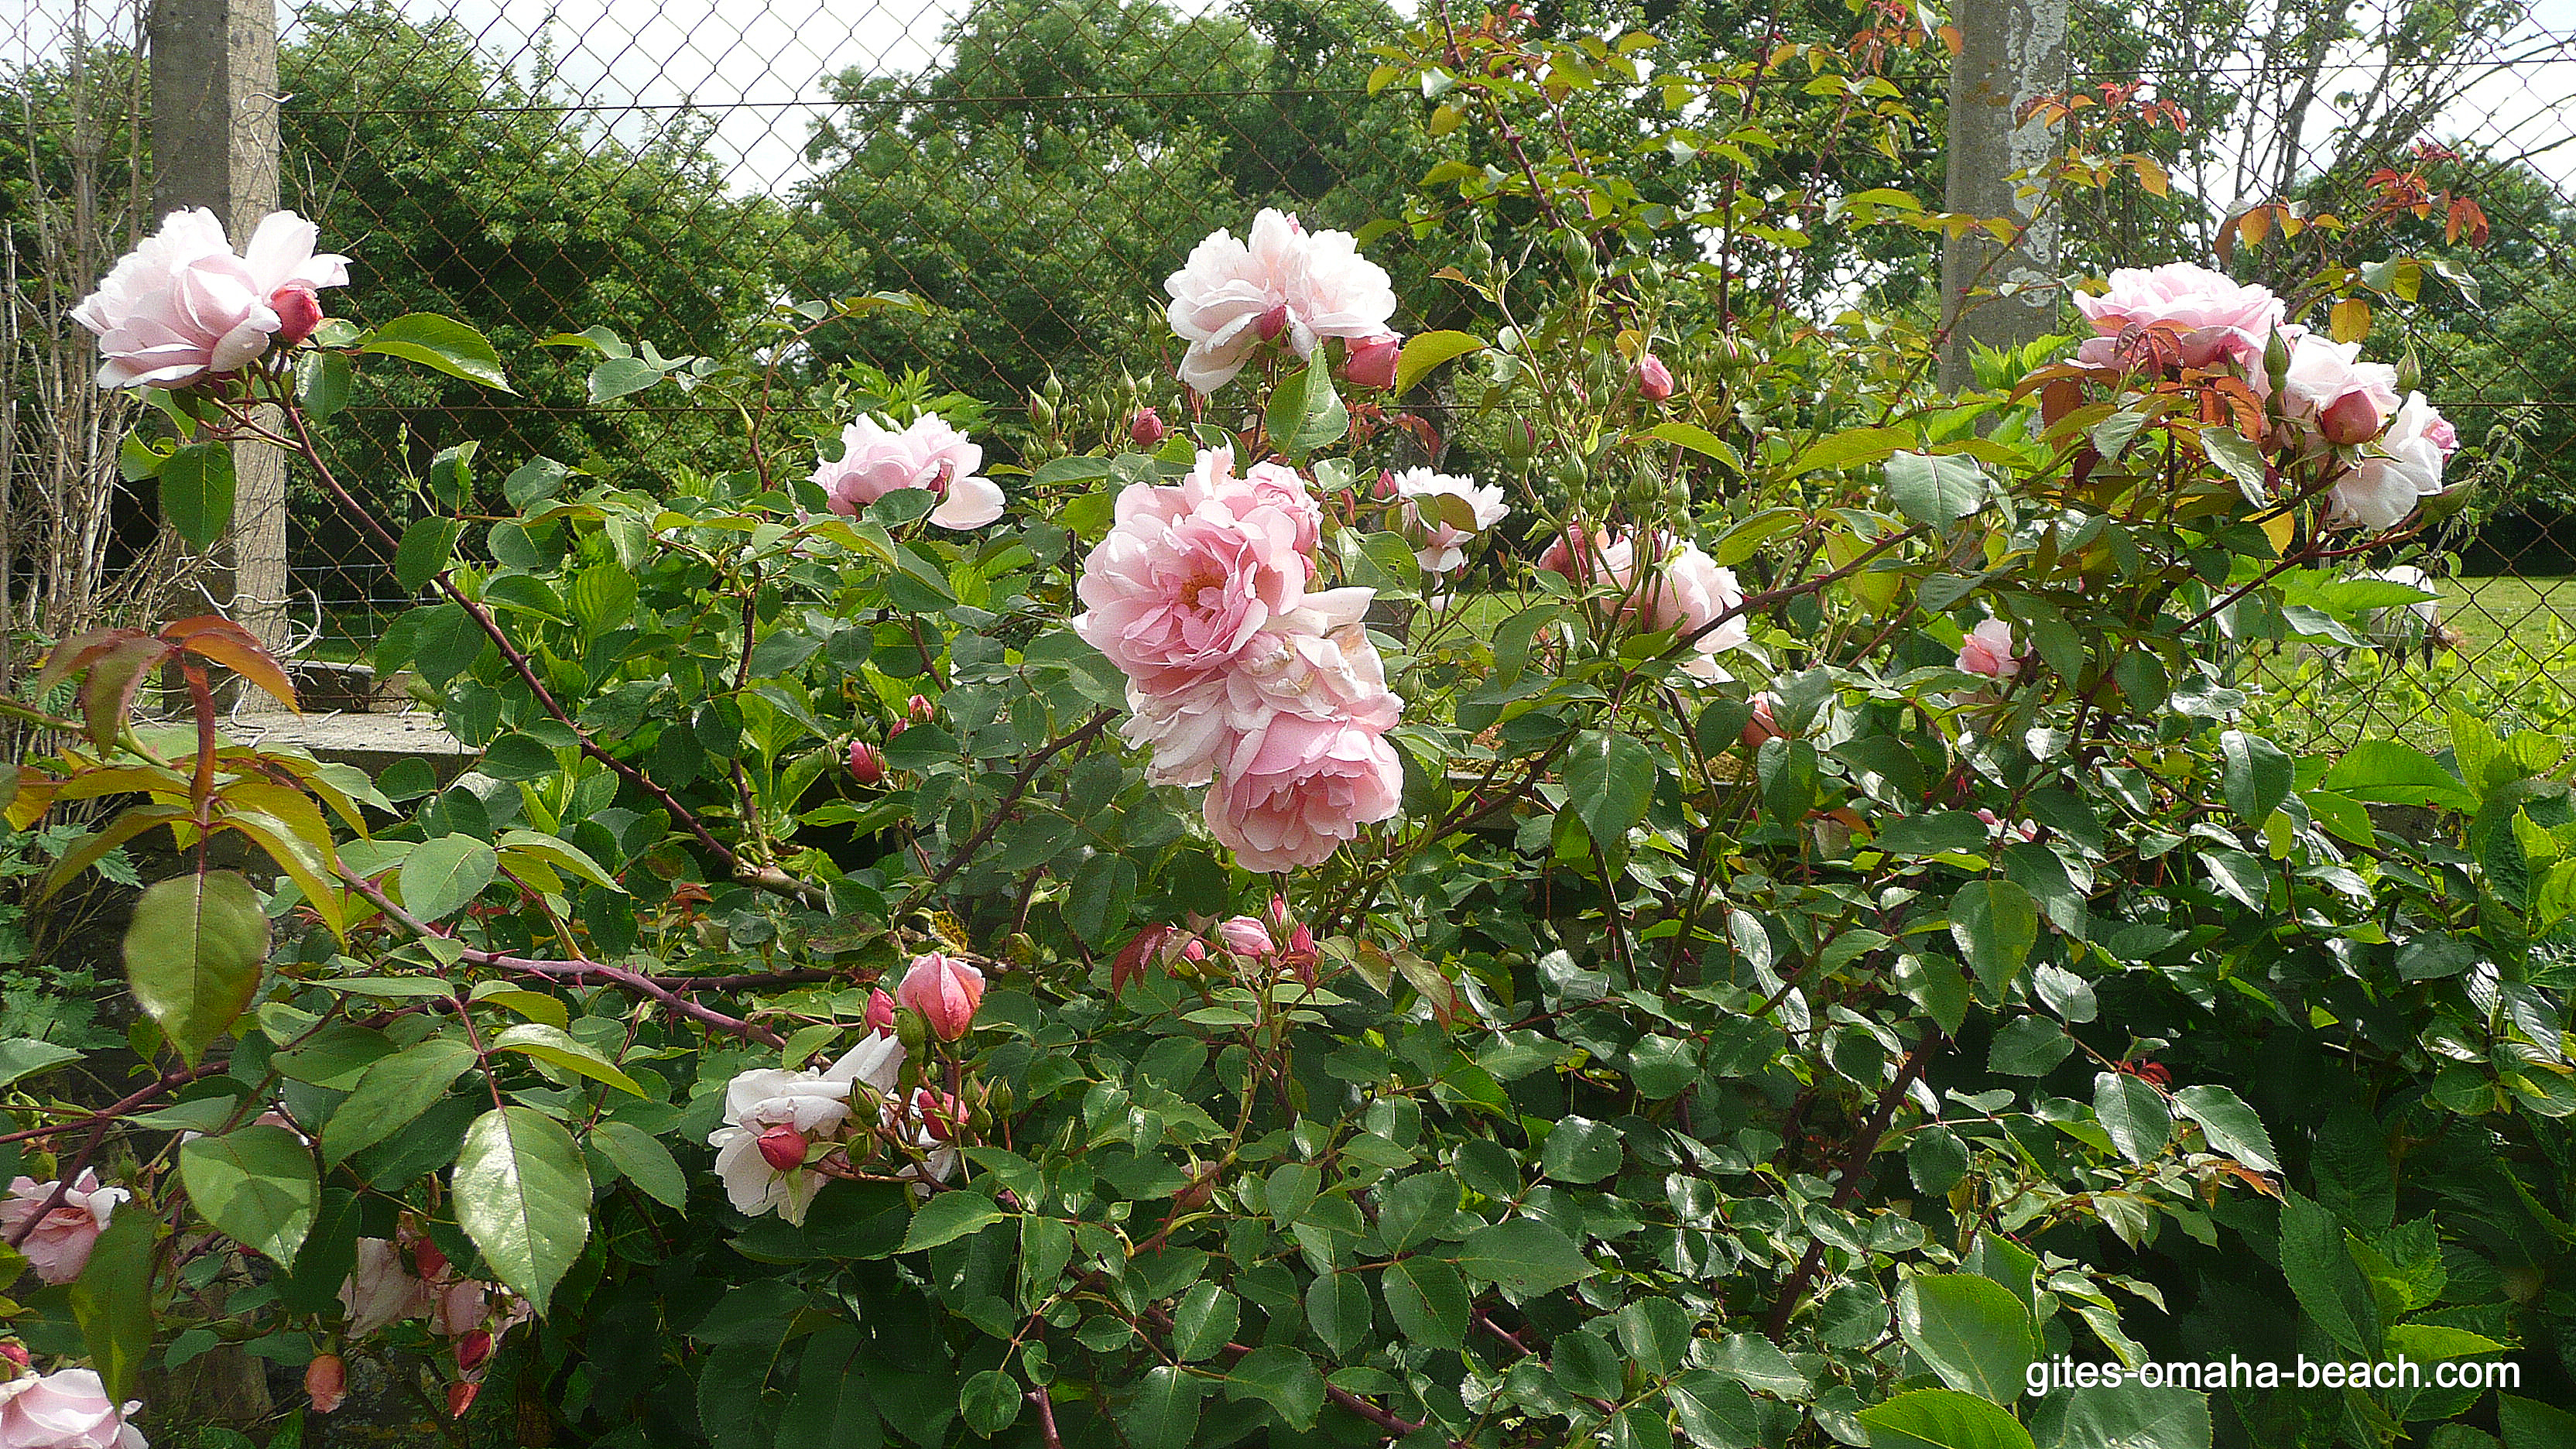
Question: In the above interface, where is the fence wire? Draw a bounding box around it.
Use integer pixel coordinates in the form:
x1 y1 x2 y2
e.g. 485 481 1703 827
7 0 2576 749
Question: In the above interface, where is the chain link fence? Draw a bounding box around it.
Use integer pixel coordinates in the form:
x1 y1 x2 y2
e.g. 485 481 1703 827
9 0 2576 745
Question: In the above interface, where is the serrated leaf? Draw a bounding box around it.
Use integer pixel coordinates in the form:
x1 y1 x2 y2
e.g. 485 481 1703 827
899 1191 1002 1252
399 834 498 923
2093 1070 2173 1164
1391 329 1485 397
2173 1084 2278 1172
394 517 465 592
324 1037 478 1162
492 1023 644 1096
1264 365 1348 458
1897 1274 2035 1402
1858 1389 2037 1449
1455 1218 1597 1295
453 1106 591 1307
180 1124 319 1263
160 441 237 551
1886 451 1985 526
125 869 269 1065
359 313 514 391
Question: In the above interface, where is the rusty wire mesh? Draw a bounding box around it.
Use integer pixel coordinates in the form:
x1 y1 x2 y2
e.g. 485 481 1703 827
6 0 2576 748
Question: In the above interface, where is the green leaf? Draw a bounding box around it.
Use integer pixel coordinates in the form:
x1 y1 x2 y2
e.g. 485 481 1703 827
2171 1084 2279 1172
2278 1190 2378 1355
400 834 499 923
1886 451 1985 527
0 1037 84 1090
1306 1272 1371 1357
160 441 237 551
899 1191 1003 1252
1788 426 1914 475
1391 330 1485 397
1455 1218 1597 1295
324 1037 478 1162
1540 1115 1622 1184
1170 1281 1240 1362
1063 853 1137 947
2499 1395 2576 1449
1644 420 1742 468
70 1209 156 1401
2321 739 2478 810
1382 1255 1469 1348
426 440 477 511
2092 1071 2173 1164
180 1124 319 1262
492 1023 645 1095
1876 812 1992 858
1119 1365 1207 1449
959 1369 1022 1436
2218 730 2294 824
1566 731 1656 849
2197 426 2268 502
296 350 352 420
359 313 515 391
124 869 270 1065
1666 1370 1762 1448
1264 365 1348 458
394 517 465 592
1949 880 2038 996
1896 1274 2036 1402
1857 1389 2037 1449
1224 1345 1325 1430
452 1105 592 1308
1375 1170 1458 1252
2031 1385 2211 1449
587 355 666 405
780 1324 880 1446
592 1120 688 1209
1989 1016 2074 1076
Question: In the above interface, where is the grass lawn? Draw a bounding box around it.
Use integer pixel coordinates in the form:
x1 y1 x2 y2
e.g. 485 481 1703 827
2446 574 2576 661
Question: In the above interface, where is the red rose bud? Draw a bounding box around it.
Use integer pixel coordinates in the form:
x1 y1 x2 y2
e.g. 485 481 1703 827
756 1124 809 1173
0 1342 28 1370
1344 332 1401 389
1634 353 1677 401
270 279 326 348
1742 693 1786 750
865 987 897 1034
1265 893 1294 936
908 694 937 723
305 1353 348 1413
1256 301 1292 342
848 740 886 786
447 1381 481 1419
1129 407 1168 449
886 718 907 740
2319 389 2383 447
456 1329 494 1375
913 1088 966 1142
413 1238 449 1281
1372 468 1397 501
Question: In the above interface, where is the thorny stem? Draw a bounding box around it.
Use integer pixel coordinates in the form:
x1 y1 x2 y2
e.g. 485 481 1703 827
1762 1027 1944 1338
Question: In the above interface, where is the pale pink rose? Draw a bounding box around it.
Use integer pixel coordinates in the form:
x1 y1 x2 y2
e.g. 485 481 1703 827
812 413 1005 529
708 1125 824 1225
1119 590 1399 786
424 1278 489 1339
1164 209 1398 393
2 1172 128 1285
0 1368 147 1449
1073 475 1314 694
706 1067 856 1226
1976 809 2040 843
2072 263 2283 370
1634 354 1677 400
2330 392 2451 532
73 207 350 391
1204 713 1403 873
1344 332 1402 389
1957 618 2022 680
338 1237 434 1338
1394 468 1510 574
1742 693 1785 749
1218 916 1276 957
896 953 985 1040
1537 527 1637 590
2264 335 2400 448
824 1031 907 1098
1636 537 1748 679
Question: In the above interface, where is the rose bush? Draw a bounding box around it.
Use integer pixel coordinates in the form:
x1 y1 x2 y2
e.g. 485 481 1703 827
2 8 2571 1449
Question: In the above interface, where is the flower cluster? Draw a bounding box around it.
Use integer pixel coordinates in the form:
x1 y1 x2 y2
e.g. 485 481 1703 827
2069 262 2459 533
0 1366 146 1449
74 208 348 390
812 413 1005 530
1114 896 1321 994
1076 448 1403 872
334 1225 531 1413
1540 528 1751 680
0 1173 128 1286
707 954 980 1224
1163 209 1399 395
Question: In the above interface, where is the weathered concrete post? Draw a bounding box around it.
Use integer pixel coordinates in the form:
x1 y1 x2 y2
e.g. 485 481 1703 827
149 0 290 667
1937 0 2071 391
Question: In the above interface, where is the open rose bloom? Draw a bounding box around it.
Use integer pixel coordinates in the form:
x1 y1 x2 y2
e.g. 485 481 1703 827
0 1368 147 1449
74 208 348 390
1393 468 1510 574
1164 209 1399 394
2071 262 2283 372
814 413 1005 529
1 1171 128 1286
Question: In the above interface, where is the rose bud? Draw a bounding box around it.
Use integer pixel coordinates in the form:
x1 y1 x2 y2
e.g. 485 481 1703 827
865 987 897 1035
1282 923 1319 986
2318 389 2383 447
913 1088 967 1142
1129 407 1168 449
1218 916 1275 957
756 1124 809 1173
897 952 986 1040
270 279 326 348
0 1341 27 1371
1634 353 1677 401
455 1329 494 1375
447 1382 481 1419
306 1353 349 1413
1742 692 1786 750
1265 893 1295 936
1256 301 1292 342
886 718 906 740
1344 332 1401 389
848 740 887 786
908 694 937 723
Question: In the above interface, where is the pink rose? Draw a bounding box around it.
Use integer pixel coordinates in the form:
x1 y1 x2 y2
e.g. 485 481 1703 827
1 1172 128 1285
2329 392 2451 533
1164 209 1398 394
338 1237 434 1338
1343 332 1402 390
1957 618 2022 680
1636 537 1748 679
0 1368 147 1449
1072 468 1314 694
897 953 985 1040
1537 527 1636 590
1204 712 1403 873
1119 590 1398 787
1218 916 1276 957
303 1354 347 1415
2072 262 2283 370
848 741 886 786
1634 353 1677 400
2264 334 2400 450
1742 692 1786 750
812 413 1005 529
73 207 350 391
1394 468 1510 574
864 987 897 1036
